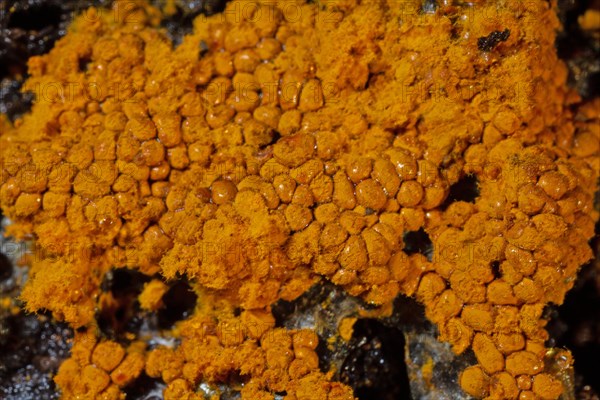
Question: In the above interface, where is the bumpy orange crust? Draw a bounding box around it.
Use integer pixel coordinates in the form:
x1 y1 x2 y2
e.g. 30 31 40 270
0 0 598 399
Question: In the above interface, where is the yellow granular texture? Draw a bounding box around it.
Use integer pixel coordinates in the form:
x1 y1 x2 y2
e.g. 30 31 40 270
0 0 598 399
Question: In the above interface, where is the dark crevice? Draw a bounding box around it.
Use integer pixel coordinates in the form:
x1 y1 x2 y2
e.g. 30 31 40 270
108 268 151 297
477 29 510 52
98 269 195 340
157 280 198 329
0 253 12 280
97 269 152 340
384 294 433 333
448 15 462 41
78 56 91 72
586 72 600 98
260 130 281 151
123 372 166 400
315 337 333 374
364 73 373 90
440 174 479 210
271 130 282 146
227 371 251 389
403 228 433 262
199 40 209 57
341 319 412 400
491 261 501 279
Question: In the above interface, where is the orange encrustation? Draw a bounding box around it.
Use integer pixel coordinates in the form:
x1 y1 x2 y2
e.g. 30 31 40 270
0 0 598 399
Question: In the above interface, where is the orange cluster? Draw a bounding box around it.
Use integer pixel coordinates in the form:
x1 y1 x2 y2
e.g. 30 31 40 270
54 332 146 399
146 306 353 400
0 0 598 399
52 305 354 400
